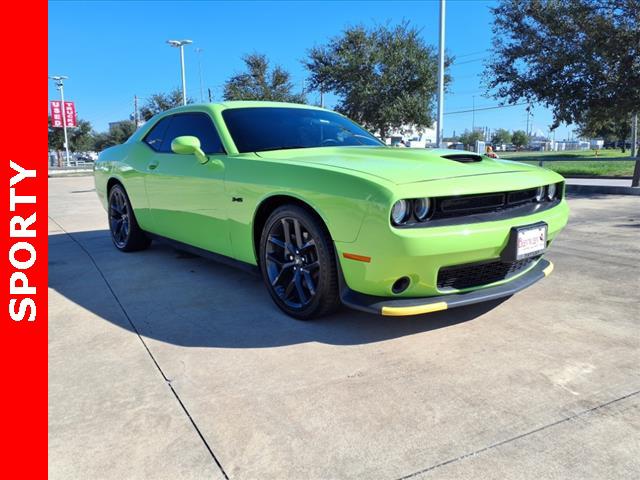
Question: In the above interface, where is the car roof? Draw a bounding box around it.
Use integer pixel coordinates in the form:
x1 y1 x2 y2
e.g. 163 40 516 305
144 100 329 120
215 100 325 111
127 101 333 150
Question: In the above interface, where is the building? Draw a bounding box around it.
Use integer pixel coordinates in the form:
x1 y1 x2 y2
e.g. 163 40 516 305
380 123 438 148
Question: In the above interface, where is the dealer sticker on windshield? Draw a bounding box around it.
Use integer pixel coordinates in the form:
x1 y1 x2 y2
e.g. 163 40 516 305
516 224 547 260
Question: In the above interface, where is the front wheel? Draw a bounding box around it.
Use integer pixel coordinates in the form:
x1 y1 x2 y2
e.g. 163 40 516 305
108 184 151 252
259 205 340 320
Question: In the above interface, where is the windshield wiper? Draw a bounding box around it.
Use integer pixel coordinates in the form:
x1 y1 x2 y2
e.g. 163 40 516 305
255 145 308 152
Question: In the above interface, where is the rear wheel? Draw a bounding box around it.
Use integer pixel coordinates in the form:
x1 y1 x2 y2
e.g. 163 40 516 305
108 184 151 252
259 205 340 320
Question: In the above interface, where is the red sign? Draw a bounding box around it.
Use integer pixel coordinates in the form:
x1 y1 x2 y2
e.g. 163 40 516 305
4 0 48 476
50 100 77 127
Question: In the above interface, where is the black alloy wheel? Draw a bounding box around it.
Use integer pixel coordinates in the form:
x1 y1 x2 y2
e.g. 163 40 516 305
108 184 151 252
260 205 340 319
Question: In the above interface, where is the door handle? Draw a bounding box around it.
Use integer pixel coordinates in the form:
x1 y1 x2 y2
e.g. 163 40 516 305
148 160 159 170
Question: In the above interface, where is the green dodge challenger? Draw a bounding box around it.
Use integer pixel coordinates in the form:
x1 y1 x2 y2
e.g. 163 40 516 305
94 101 569 319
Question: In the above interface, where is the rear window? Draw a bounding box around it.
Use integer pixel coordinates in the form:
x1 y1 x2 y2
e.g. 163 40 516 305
222 107 383 153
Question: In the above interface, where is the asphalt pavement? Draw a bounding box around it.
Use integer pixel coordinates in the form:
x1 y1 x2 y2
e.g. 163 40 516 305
49 176 640 480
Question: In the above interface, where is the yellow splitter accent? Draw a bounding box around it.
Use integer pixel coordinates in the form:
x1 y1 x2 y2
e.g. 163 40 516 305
543 261 554 276
381 301 448 316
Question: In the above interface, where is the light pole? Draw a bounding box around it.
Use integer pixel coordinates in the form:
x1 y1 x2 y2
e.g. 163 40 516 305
472 95 475 131
436 0 446 148
49 75 71 166
167 39 193 105
195 47 204 103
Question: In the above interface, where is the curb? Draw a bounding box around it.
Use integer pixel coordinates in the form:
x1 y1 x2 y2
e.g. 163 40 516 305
49 169 93 178
566 184 640 196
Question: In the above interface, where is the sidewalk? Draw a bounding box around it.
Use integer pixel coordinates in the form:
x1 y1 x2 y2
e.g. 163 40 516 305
565 177 640 195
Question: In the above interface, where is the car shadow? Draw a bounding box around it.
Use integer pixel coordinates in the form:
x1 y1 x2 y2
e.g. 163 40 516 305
48 229 508 349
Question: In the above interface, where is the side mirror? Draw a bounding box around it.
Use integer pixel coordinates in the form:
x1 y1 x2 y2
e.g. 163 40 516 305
171 136 208 164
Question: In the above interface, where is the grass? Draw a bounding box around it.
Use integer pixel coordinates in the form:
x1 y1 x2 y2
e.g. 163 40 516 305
499 149 636 177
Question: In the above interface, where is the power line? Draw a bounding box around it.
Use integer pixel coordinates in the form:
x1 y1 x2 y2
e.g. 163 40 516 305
451 57 488 66
454 49 490 59
444 102 528 116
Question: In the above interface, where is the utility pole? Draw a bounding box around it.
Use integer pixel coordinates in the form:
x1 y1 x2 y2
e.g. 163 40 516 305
133 95 139 127
436 0 446 148
195 47 204 102
320 89 324 108
472 95 475 131
526 104 531 137
49 75 71 166
167 39 193 105
208 88 212 103
631 113 638 158
632 112 639 187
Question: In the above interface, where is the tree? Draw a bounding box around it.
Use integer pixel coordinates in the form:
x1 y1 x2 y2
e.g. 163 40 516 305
459 130 484 148
93 121 137 151
577 110 631 152
223 53 306 103
485 0 640 129
511 130 530 149
304 21 451 138
139 89 191 121
48 116 96 152
48 116 65 152
491 128 512 145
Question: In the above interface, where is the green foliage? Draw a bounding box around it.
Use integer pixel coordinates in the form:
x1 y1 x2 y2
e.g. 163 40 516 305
223 53 306 103
491 128 512 145
139 89 191 121
486 0 640 128
576 110 631 152
459 130 484 147
48 116 96 152
48 116 65 151
511 130 530 148
93 121 137 151
304 21 450 138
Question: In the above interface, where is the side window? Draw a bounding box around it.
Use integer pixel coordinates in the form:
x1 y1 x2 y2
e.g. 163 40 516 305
159 113 225 154
143 116 172 151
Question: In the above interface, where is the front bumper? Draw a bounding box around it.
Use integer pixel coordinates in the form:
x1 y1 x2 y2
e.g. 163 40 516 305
340 258 553 316
334 200 568 297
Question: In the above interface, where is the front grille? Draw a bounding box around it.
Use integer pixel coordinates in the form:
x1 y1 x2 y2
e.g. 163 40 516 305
437 256 540 291
433 187 541 220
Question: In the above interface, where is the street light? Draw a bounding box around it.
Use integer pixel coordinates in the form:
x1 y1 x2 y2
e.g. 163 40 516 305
195 47 204 103
49 75 71 166
167 39 193 105
436 0 446 148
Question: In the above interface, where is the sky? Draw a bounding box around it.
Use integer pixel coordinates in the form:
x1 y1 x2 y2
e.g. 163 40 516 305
48 0 574 139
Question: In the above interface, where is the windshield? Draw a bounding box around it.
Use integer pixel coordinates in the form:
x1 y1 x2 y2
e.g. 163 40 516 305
222 107 384 153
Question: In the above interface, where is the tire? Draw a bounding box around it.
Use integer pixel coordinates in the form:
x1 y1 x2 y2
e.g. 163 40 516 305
108 183 151 252
259 205 340 320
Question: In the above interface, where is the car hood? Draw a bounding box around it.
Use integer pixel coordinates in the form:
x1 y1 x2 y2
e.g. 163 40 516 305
255 147 534 185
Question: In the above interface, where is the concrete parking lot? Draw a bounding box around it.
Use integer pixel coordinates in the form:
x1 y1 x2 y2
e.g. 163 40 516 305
49 176 639 480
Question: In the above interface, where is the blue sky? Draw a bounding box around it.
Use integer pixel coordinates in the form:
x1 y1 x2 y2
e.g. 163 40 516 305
48 0 573 139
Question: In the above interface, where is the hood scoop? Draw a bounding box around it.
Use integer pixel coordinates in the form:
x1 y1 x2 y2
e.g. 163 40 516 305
441 153 483 163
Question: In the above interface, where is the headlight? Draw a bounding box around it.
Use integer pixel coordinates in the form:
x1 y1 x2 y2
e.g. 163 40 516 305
391 199 410 225
535 186 544 202
413 198 431 221
547 183 557 200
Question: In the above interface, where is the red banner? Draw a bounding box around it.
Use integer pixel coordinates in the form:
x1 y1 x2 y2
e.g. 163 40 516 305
2 0 48 477
50 100 76 128
64 101 77 127
50 100 63 127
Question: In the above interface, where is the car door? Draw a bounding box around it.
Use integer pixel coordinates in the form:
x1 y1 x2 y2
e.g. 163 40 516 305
142 111 232 257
